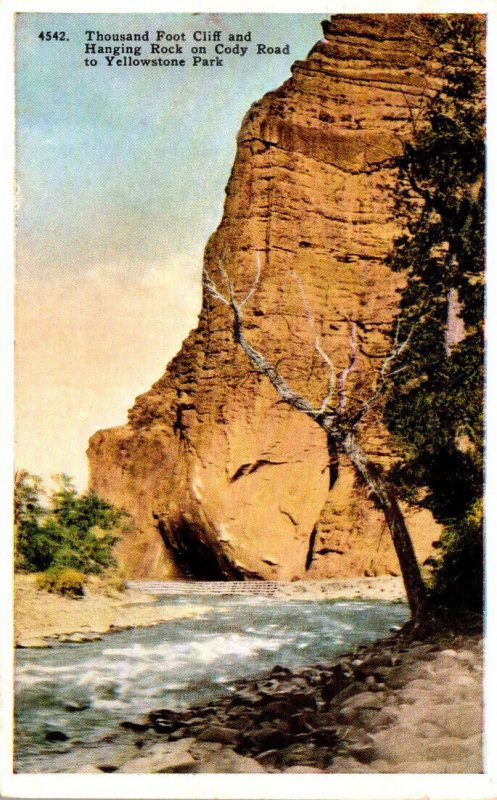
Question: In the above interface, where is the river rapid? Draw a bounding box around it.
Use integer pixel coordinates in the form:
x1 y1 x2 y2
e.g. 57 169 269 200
15 589 409 772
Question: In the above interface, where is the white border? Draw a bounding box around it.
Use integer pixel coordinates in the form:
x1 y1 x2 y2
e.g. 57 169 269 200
1 1 495 798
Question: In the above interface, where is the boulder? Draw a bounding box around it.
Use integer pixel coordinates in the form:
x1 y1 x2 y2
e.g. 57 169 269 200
193 746 265 773
197 726 240 746
118 739 196 773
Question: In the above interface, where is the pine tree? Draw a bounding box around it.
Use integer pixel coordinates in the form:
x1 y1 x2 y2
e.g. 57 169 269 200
384 16 485 612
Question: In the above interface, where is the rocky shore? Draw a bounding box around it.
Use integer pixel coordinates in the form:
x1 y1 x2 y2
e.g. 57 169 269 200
14 576 483 775
50 623 482 775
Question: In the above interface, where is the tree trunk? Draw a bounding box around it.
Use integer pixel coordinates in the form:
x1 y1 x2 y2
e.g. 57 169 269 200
337 429 428 624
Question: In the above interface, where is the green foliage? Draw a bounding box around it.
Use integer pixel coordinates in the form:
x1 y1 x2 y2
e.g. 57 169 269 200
36 566 86 598
14 470 46 571
384 16 485 612
14 472 127 576
428 500 483 612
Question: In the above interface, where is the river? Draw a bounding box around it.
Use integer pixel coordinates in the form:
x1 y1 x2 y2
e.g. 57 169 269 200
15 589 409 771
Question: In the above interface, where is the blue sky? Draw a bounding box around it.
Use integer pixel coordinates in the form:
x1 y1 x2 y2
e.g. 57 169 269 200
16 13 323 286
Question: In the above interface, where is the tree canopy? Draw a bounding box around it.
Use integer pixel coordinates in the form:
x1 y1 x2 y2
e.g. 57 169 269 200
14 471 127 575
384 16 485 612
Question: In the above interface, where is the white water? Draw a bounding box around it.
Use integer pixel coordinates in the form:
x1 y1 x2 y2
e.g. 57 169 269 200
15 590 409 771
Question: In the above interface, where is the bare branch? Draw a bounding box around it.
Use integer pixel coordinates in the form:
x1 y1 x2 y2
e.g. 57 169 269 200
206 257 322 421
230 298 320 421
338 319 358 413
206 251 262 311
206 255 415 433
380 320 413 381
203 267 230 306
239 252 262 307
351 321 414 426
217 258 235 302
293 272 336 413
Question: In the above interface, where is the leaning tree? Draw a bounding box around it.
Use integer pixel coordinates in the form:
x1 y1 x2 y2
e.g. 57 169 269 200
204 256 428 626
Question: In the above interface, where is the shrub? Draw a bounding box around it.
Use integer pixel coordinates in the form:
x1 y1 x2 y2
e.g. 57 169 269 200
15 472 127 576
429 499 483 613
36 567 87 598
103 566 127 594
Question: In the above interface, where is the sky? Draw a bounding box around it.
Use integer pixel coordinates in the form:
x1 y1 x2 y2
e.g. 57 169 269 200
15 12 324 489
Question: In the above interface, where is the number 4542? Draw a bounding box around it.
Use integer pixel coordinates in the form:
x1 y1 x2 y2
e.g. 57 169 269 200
38 31 67 41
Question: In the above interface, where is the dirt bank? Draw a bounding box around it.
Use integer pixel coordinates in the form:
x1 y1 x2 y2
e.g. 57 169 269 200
266 576 407 602
14 575 210 648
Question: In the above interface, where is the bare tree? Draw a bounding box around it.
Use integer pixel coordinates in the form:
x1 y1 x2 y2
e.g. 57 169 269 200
205 254 428 626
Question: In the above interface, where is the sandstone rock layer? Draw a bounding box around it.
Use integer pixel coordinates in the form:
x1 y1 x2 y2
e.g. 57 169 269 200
88 15 444 580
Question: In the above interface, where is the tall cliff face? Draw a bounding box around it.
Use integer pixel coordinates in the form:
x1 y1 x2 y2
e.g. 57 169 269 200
88 15 443 580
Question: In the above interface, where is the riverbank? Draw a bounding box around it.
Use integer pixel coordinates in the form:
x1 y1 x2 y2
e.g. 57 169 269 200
14 575 211 648
14 575 406 647
13 577 483 774
14 575 405 647
36 622 483 774
278 576 406 602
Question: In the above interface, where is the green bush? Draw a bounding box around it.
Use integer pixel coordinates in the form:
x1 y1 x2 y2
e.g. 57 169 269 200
103 566 127 594
36 567 86 598
14 472 128 576
429 499 483 613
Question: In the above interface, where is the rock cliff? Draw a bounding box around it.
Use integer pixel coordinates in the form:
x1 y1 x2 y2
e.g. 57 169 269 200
88 14 445 580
